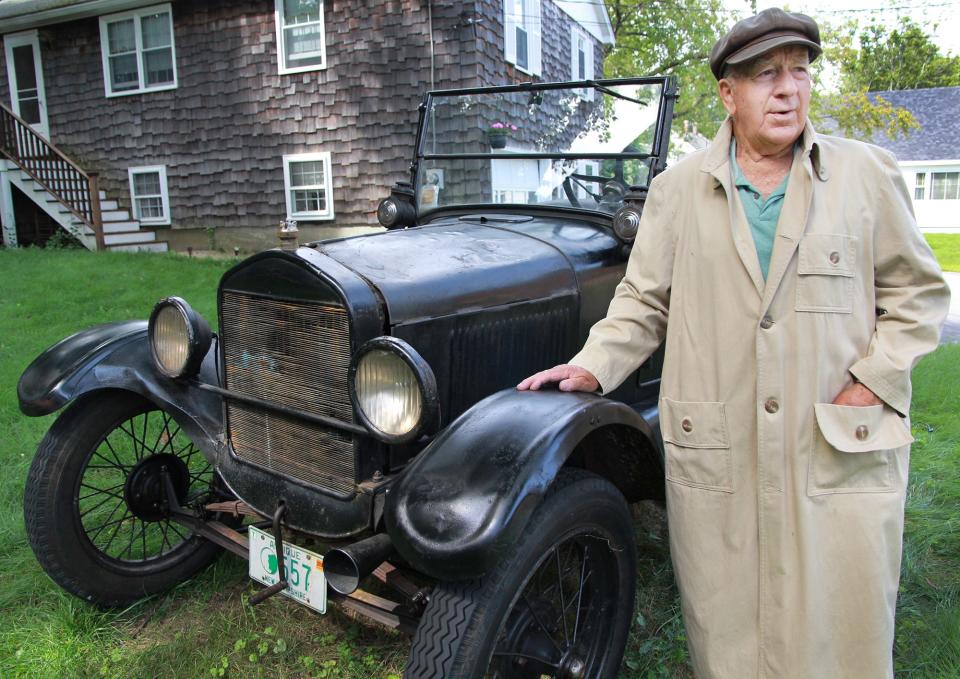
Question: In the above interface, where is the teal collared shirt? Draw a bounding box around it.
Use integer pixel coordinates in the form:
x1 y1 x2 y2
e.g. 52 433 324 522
730 139 789 280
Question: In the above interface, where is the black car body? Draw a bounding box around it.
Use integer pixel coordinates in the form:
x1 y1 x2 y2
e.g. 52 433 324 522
20 76 678 677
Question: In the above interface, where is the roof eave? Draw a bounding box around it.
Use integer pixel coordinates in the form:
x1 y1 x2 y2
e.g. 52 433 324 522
0 0 158 33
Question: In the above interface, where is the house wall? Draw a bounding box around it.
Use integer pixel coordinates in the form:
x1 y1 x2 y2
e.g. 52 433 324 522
901 161 960 234
3 0 477 250
1 0 608 251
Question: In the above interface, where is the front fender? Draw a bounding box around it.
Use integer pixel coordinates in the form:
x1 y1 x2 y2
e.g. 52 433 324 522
17 321 223 458
384 388 662 580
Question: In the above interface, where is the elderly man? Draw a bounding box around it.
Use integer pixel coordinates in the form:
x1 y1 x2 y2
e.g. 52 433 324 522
518 8 950 679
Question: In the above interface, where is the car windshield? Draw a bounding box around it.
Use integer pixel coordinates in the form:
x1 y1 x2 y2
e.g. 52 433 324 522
415 77 672 217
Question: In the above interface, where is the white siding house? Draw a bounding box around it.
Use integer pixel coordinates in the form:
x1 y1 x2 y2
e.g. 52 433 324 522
867 87 960 234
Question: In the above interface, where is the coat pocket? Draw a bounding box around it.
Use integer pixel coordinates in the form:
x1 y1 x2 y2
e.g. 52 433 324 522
807 403 914 496
660 398 733 493
795 233 857 313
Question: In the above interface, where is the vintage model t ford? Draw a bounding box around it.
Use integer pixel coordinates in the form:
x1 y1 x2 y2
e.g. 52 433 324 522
19 76 677 678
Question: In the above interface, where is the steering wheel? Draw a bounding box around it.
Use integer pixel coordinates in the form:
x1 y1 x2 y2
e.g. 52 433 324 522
562 173 626 209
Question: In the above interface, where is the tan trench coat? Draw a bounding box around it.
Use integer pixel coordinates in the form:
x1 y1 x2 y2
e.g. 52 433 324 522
571 120 950 679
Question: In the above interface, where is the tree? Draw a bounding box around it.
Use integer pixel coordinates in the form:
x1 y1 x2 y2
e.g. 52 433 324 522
841 18 960 92
602 0 732 139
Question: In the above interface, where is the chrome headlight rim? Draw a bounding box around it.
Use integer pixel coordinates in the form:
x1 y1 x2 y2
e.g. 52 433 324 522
348 336 439 444
148 296 212 379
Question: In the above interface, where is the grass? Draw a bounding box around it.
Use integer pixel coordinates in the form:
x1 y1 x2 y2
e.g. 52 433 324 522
1 248 958 677
926 234 960 272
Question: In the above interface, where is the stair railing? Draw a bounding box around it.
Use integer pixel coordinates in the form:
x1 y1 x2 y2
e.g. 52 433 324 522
0 101 104 249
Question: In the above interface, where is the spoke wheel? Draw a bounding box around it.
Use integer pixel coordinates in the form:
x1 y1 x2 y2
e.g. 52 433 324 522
405 470 636 679
24 392 229 607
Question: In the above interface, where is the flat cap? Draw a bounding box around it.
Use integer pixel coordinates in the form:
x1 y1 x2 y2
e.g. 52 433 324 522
709 7 821 80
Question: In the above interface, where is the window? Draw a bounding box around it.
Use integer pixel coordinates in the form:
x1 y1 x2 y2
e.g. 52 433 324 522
128 166 170 225
492 156 543 204
504 0 541 76
276 0 326 74
571 27 594 100
914 172 926 201
283 153 334 220
930 172 960 200
99 4 176 96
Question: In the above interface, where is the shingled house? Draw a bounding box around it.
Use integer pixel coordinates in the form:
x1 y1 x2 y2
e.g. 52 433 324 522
867 86 960 234
0 0 613 251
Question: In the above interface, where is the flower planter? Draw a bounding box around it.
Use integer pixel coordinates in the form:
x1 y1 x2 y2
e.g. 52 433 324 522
487 130 508 149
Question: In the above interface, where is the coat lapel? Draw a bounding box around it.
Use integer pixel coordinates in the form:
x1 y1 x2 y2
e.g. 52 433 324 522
701 120 765 298
760 122 825 314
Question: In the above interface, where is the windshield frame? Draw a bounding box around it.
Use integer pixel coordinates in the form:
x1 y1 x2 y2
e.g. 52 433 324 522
411 76 678 220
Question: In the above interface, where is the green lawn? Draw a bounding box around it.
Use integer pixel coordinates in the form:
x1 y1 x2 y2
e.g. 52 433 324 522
926 234 960 272
1 248 958 678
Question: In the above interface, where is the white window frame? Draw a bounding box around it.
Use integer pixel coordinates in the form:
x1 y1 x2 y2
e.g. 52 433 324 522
504 0 542 76
128 165 170 225
914 172 926 201
283 152 335 220
275 0 327 74
99 4 177 97
570 26 594 100
930 171 960 201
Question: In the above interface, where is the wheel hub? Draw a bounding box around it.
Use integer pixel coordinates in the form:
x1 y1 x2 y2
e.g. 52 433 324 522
123 454 190 521
558 651 587 679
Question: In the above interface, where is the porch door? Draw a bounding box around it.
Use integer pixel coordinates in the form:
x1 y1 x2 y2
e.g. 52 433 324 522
4 30 49 139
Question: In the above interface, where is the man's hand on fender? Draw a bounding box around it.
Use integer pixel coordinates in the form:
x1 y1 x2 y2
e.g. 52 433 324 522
517 365 600 393
831 381 883 407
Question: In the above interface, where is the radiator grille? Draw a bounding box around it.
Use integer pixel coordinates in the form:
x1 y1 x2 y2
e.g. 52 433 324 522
221 291 356 494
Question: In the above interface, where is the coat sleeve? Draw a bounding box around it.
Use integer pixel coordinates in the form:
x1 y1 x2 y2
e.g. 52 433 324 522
569 173 678 394
848 149 950 416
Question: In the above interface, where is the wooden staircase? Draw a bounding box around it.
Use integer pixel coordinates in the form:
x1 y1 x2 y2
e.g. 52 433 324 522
0 102 167 252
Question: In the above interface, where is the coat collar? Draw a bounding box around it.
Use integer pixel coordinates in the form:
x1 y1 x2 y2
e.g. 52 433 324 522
699 118 825 308
699 117 827 181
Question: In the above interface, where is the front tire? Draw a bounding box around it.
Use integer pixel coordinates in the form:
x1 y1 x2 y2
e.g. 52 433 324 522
24 392 227 607
405 470 637 678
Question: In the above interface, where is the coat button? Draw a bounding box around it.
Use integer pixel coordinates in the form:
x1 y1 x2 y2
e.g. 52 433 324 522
829 251 841 265
856 425 869 441
764 398 779 414
760 315 774 329
681 417 693 433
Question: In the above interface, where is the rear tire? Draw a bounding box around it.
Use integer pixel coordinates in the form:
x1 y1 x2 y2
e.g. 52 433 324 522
405 470 637 678
24 392 228 607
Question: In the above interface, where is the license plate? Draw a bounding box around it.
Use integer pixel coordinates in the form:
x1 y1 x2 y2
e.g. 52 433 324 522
248 525 327 614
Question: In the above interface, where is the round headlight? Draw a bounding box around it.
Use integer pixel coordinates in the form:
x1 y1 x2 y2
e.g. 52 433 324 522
350 337 438 443
148 297 211 378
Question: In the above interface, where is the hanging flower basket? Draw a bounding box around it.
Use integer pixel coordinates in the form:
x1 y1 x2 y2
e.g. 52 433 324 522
486 122 517 149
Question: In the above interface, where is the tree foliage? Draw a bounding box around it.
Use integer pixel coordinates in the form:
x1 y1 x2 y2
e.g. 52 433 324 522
841 18 960 92
602 0 733 138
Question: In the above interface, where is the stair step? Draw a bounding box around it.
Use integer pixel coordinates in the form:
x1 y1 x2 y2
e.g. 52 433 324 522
104 230 157 245
56 205 131 221
46 195 120 212
78 220 142 234
108 241 169 253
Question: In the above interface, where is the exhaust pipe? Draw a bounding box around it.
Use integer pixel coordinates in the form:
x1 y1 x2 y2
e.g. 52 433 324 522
324 533 394 595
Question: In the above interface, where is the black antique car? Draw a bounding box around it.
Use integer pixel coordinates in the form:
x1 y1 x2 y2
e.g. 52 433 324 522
19 76 677 678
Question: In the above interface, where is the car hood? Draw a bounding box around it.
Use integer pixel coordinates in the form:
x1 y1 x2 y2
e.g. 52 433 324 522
317 218 581 325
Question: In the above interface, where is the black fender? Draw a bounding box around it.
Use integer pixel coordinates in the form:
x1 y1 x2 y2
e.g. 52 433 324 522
384 388 664 581
17 321 224 459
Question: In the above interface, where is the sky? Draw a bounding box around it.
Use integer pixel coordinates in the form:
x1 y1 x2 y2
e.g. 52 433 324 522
725 0 960 55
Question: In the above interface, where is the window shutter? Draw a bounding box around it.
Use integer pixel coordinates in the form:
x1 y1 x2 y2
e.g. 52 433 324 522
504 1 517 64
529 0 542 76
585 36 594 101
